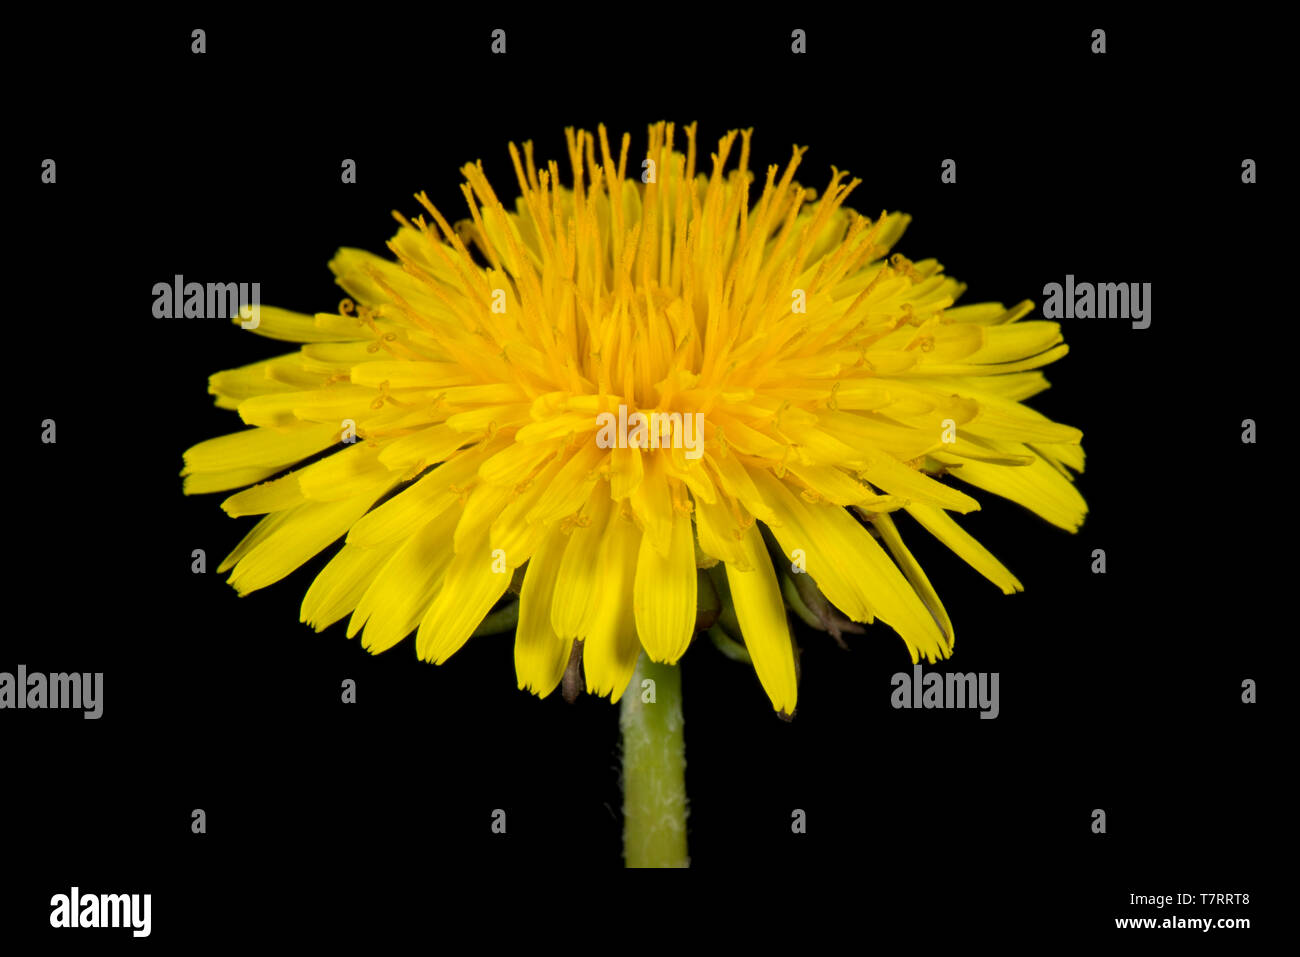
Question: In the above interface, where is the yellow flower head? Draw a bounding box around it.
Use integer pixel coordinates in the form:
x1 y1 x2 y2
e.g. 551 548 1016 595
182 122 1086 715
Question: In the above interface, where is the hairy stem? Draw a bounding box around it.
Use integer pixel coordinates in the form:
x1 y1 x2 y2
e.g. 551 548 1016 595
619 653 689 868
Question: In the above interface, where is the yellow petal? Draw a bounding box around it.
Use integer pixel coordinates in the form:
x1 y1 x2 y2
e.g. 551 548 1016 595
706 453 775 523
348 441 502 547
550 492 614 638
444 403 533 433
237 306 364 343
633 508 696 663
934 448 1087 532
297 443 392 502
526 444 606 524
904 503 1023 595
453 482 515 554
868 511 954 647
349 506 460 651
350 360 475 390
221 471 307 517
785 463 896 508
969 321 1062 364
183 422 340 475
752 470 946 662
207 355 301 409
856 452 981 513
216 509 295 574
478 439 561 486
692 494 746 566
725 524 798 713
489 456 567 565
226 470 396 597
301 538 403 632
237 385 377 428
514 529 572 697
962 404 1083 445
416 525 512 664
583 504 642 702
377 424 475 471
609 445 644 500
183 465 285 495
629 454 674 558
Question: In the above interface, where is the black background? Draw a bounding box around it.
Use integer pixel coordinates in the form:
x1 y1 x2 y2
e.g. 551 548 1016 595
7 10 1281 944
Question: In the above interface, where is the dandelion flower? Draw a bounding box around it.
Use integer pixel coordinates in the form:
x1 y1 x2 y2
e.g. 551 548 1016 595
182 122 1086 721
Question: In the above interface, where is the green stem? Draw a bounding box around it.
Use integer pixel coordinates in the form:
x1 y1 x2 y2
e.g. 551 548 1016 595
619 653 689 868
